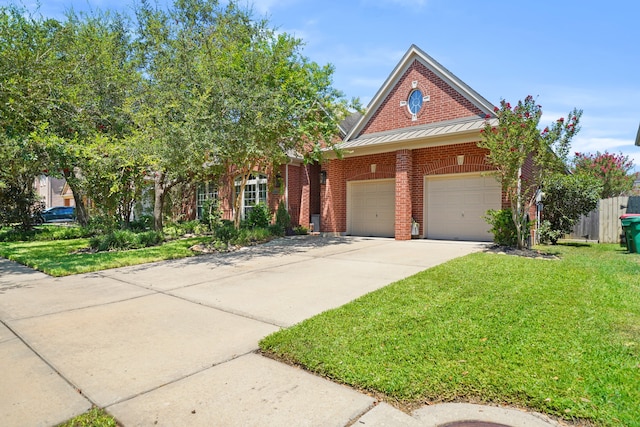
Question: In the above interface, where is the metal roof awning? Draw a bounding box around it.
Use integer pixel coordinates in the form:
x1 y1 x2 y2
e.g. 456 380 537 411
337 117 494 150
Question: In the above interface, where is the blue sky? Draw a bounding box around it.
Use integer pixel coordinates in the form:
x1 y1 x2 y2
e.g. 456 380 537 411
11 0 640 170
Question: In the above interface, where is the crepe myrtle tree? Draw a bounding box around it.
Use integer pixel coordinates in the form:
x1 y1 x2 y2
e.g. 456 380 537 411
573 151 635 199
479 96 582 249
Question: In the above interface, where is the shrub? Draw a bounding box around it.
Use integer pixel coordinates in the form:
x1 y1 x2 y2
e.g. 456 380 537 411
163 220 203 239
0 225 93 242
231 227 271 245
137 230 164 247
245 203 271 229
201 199 223 231
89 229 164 251
0 227 37 242
128 215 153 232
180 220 201 234
538 173 602 245
484 209 518 247
86 215 118 235
268 223 285 237
293 225 308 235
274 202 291 235
213 220 238 244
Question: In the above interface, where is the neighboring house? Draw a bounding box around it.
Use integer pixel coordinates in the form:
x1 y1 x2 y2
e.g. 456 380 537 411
197 45 510 241
635 122 640 146
34 176 74 208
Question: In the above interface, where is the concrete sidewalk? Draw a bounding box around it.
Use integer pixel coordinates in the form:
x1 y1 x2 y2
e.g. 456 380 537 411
0 237 562 426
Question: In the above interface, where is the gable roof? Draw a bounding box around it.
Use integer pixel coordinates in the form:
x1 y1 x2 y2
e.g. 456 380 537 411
636 122 640 146
343 44 496 145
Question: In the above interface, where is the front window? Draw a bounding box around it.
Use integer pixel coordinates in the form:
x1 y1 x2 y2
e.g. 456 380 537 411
196 182 218 219
235 173 267 218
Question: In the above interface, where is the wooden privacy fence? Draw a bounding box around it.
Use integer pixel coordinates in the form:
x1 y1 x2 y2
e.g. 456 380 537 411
568 196 640 243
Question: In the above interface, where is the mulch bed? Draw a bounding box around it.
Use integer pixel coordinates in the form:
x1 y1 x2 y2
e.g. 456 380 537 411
484 245 559 260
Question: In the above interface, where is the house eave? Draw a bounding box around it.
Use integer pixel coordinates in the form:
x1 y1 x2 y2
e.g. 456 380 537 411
325 118 491 159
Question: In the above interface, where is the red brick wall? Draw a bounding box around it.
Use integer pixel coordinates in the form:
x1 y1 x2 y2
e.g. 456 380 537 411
283 163 322 228
360 60 483 136
283 164 302 226
321 159 346 233
320 142 499 238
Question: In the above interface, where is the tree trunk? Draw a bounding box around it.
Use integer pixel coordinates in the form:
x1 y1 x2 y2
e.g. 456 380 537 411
232 168 253 228
65 173 89 227
153 172 165 231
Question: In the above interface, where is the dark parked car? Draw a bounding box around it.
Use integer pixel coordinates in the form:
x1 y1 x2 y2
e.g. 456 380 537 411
37 206 76 223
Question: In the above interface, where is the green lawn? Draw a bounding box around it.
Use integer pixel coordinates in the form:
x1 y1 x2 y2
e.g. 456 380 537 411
260 244 640 427
56 408 116 427
0 236 210 276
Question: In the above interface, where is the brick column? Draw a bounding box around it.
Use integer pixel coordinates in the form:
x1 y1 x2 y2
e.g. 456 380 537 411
321 159 346 234
299 165 311 228
395 149 413 240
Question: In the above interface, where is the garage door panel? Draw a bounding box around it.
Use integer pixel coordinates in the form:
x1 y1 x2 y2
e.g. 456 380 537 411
349 180 395 238
426 175 500 241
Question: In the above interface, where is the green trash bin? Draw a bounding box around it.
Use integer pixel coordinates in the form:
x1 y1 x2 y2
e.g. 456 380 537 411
620 214 640 253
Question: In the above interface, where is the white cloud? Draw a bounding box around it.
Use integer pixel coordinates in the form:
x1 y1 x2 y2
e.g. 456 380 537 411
571 136 635 155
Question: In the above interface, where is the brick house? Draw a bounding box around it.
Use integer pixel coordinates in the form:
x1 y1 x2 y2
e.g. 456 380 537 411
199 45 510 241
314 44 507 241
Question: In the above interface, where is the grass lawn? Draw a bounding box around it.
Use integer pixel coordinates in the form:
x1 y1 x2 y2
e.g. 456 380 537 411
57 408 116 427
0 236 210 276
260 244 640 426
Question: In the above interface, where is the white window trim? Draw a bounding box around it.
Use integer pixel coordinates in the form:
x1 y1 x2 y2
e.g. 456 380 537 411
235 173 268 219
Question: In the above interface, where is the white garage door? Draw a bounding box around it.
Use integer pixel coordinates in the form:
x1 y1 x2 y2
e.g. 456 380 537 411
426 174 501 241
348 179 395 237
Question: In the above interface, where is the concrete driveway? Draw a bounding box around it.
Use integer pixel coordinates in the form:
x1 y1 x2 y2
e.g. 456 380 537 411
0 236 559 426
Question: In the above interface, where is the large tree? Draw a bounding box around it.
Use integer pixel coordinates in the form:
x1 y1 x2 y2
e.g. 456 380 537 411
479 96 582 248
206 3 349 227
134 0 350 230
132 0 220 231
0 7 57 227
38 10 139 226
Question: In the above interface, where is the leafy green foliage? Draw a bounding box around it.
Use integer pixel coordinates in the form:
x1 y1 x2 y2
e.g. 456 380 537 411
89 229 164 251
273 201 291 236
483 209 518 246
213 220 239 244
573 151 635 199
244 202 271 229
162 220 208 239
2 1 350 232
293 225 309 235
538 173 602 244
128 215 154 232
0 180 43 230
479 96 582 248
201 199 223 231
231 227 272 246
0 225 92 242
